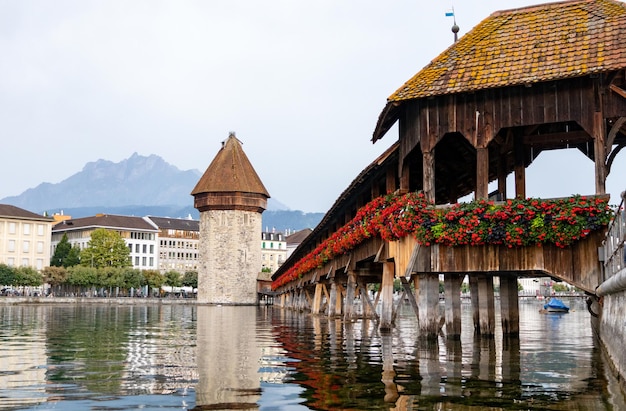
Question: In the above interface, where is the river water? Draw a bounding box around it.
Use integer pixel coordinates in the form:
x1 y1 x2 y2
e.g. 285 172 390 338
0 298 624 410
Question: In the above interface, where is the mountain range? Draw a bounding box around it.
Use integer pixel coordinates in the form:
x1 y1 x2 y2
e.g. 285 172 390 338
0 153 324 232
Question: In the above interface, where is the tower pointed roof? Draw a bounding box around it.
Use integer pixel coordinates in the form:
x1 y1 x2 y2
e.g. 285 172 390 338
192 133 269 212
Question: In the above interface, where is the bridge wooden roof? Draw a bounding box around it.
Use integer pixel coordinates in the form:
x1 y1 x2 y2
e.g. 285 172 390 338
374 0 626 141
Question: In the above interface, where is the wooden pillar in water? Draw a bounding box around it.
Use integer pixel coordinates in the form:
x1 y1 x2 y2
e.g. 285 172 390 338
469 275 480 333
380 262 395 331
418 273 440 339
328 281 338 317
444 273 463 339
344 271 357 321
312 283 324 315
499 274 520 336
477 274 495 336
335 284 344 317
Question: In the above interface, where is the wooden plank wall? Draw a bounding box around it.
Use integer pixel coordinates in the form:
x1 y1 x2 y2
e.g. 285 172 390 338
401 78 595 159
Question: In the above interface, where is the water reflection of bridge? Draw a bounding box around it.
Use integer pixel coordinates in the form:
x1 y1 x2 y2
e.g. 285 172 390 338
270 302 610 410
271 0 626 339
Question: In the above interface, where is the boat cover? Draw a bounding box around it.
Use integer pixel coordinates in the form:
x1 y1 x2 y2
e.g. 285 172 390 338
544 298 569 311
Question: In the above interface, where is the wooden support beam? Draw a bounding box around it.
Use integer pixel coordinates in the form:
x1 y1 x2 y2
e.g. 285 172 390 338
444 273 463 339
513 132 526 198
404 242 421 279
469 275 480 333
400 276 419 318
328 282 338 317
418 272 440 339
357 283 379 320
379 261 395 332
476 147 489 200
391 288 407 324
303 289 313 311
497 152 507 200
399 160 410 194
477 274 495 336
423 150 435 203
335 284 345 317
499 274 520 336
593 111 607 194
610 83 626 99
344 271 357 321
312 283 324 314
386 165 396 193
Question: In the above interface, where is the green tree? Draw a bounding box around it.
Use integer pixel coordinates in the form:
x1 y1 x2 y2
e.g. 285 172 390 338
182 271 198 288
42 266 68 288
51 233 71 267
123 268 144 291
164 270 182 287
143 270 164 296
67 266 99 290
0 263 14 286
65 245 81 267
80 228 131 268
14 266 43 287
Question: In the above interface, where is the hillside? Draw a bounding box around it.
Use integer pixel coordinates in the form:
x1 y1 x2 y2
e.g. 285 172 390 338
0 153 323 232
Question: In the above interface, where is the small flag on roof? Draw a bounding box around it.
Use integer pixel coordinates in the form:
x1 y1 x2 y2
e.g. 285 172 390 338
445 9 454 17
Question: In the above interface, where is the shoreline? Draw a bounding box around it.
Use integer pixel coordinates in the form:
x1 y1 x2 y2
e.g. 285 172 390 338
0 296 198 305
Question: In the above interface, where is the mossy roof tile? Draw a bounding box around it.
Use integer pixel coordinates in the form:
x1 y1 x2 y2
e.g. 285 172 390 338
389 0 626 102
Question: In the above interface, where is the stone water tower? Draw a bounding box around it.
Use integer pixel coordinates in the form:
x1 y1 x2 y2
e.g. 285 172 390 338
191 133 269 305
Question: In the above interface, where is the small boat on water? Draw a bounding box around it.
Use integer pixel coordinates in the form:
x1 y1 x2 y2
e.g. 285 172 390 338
543 298 570 313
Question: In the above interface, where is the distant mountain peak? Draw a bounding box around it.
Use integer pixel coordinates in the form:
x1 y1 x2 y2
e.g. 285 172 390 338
0 153 292 215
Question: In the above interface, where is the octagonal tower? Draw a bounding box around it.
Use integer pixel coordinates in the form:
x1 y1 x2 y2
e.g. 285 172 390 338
192 133 269 304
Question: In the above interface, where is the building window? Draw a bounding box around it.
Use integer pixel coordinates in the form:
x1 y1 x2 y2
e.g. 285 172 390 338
21 258 29 266
37 241 44 254
37 224 45 236
135 244 140 253
149 257 154 266
142 257 147 266
36 259 44 270
135 256 140 266
23 224 31 235
150 244 154 254
7 258 14 266
8 222 16 234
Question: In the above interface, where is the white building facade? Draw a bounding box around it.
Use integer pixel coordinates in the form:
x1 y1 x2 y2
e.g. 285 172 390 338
51 214 159 270
261 231 287 274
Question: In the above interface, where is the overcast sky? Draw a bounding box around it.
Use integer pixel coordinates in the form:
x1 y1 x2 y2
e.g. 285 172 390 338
1 0 624 213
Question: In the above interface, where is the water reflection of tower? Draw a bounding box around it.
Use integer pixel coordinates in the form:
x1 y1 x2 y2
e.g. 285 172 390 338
194 306 265 409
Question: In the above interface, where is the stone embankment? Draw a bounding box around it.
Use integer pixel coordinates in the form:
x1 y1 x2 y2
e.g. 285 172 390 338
0 296 197 305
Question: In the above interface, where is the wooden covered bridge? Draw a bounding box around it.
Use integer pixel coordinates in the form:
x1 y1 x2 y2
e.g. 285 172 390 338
270 0 626 338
